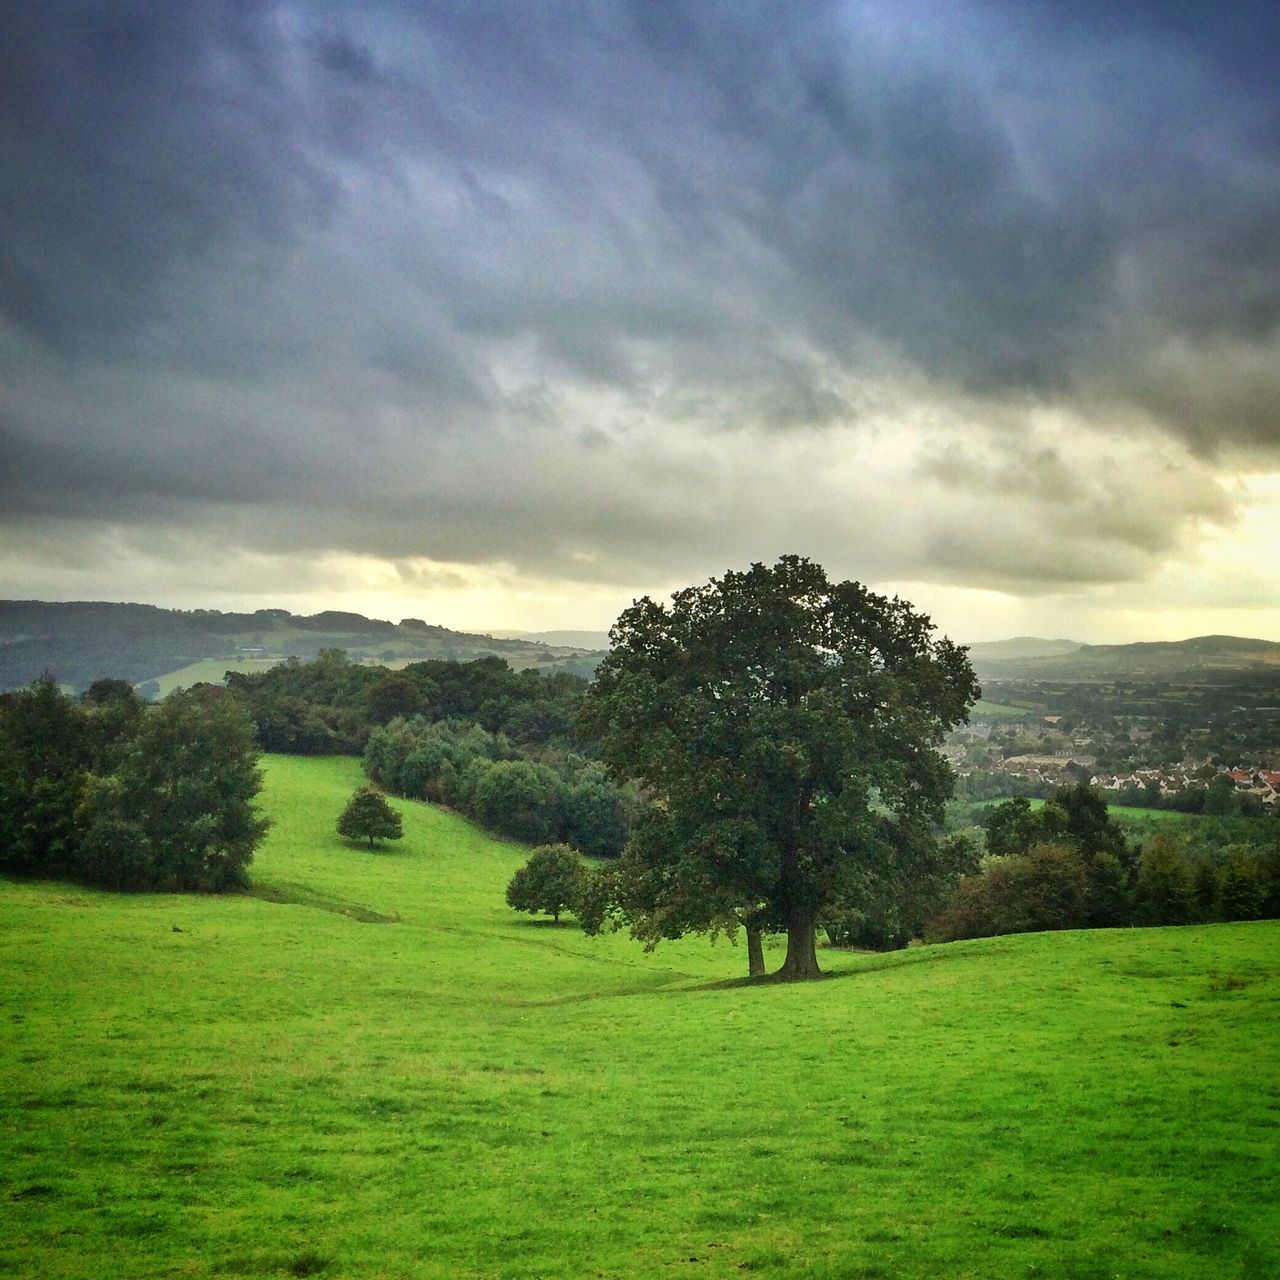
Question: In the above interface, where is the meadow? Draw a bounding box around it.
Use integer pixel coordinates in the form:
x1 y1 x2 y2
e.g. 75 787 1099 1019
2 756 1278 1279
149 660 280 698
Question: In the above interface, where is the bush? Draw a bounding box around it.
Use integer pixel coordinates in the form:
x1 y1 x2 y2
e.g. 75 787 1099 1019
927 843 1089 941
505 844 586 923
472 761 566 845
337 787 403 847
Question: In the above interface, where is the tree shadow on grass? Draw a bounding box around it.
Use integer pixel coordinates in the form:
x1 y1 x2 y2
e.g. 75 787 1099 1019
683 939 999 992
246 880 399 924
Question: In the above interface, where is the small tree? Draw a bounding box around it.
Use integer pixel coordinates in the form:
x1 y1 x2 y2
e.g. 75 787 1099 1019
1214 848 1265 921
338 787 403 847
1135 833 1195 925
505 844 585 924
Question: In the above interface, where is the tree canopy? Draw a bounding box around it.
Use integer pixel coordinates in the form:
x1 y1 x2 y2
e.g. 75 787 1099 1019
337 786 403 847
505 844 586 924
0 678 267 892
580 556 979 979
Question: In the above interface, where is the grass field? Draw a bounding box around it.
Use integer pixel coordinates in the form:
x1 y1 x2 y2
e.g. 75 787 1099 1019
968 699 1031 719
149 659 280 698
1023 797 1200 828
3 756 1279 1279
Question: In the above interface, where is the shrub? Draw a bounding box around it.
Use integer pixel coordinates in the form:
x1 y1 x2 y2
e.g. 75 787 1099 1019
472 761 565 845
926 842 1089 941
505 844 586 923
337 787 403 847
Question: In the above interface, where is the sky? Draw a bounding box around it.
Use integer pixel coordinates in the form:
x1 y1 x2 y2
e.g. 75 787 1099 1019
3 0 1280 644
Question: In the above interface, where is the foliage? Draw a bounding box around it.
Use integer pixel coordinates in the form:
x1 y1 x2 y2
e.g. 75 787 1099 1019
580 556 978 979
228 652 590 755
336 787 403 847
1214 847 1266 921
0 677 267 892
504 843 586 923
75 689 268 891
823 833 981 950
1135 833 1197 926
982 785 1129 865
0 675 91 877
472 761 565 845
927 842 1090 942
363 717 637 857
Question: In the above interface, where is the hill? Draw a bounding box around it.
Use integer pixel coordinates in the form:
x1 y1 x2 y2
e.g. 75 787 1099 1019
2 754 1277 1278
488 628 613 650
970 632 1280 682
0 600 604 693
965 636 1082 662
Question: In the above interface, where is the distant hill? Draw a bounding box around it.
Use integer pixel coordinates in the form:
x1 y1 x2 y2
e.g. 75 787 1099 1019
7 601 1274 695
0 600 605 693
487 629 612 650
971 634 1280 682
965 637 1082 662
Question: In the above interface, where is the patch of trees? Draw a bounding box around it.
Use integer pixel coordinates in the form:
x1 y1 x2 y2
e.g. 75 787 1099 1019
363 717 636 857
0 676 267 891
227 651 590 755
927 784 1280 941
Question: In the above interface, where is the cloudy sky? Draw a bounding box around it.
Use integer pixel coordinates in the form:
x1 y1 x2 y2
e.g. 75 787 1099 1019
3 1 1280 643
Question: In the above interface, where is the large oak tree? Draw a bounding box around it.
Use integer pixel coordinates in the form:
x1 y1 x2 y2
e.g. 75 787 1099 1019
580 556 978 980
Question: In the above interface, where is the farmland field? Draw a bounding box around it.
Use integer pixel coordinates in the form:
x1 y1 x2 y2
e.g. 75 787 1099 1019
2 756 1278 1278
149 659 281 697
968 699 1030 719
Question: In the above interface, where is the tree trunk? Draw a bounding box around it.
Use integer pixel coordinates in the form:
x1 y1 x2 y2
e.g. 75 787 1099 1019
776 907 821 980
746 926 765 978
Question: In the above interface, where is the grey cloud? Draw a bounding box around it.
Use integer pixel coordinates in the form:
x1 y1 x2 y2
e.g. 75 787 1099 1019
2 0 1278 604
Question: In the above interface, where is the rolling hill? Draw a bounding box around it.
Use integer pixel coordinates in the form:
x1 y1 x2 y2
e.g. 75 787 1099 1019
968 633 1280 682
0 600 605 693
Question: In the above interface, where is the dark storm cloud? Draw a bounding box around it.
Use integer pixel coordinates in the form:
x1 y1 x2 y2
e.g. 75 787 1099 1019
1 0 1278 593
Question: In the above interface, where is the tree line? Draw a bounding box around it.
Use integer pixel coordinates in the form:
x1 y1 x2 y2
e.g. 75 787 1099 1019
226 650 590 755
362 717 636 857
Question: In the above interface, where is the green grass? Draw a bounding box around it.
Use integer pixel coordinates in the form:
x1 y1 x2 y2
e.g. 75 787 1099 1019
969 699 1031 719
1108 804 1201 825
1026 797 1201 827
3 756 1279 1279
149 659 280 697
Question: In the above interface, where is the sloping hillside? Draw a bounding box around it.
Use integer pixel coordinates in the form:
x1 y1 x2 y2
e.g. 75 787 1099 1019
1 755 1277 1278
